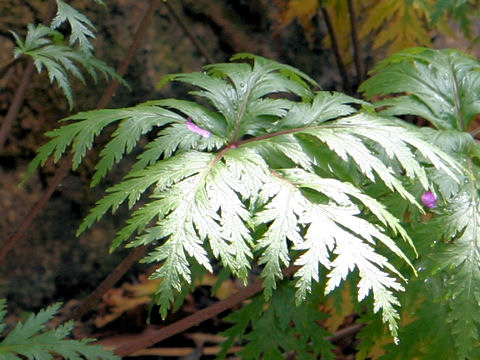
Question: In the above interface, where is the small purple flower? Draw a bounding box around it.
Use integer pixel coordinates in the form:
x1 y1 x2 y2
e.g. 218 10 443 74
421 190 438 209
186 118 211 138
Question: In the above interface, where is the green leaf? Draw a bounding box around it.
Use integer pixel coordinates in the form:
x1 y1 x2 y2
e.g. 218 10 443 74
360 47 480 131
359 48 480 353
355 314 386 360
79 151 215 238
429 185 480 356
23 104 171 185
52 0 96 56
0 301 118 360
90 105 187 186
358 1 434 54
27 53 462 338
381 170 480 357
131 122 225 171
431 0 480 40
253 175 307 297
295 113 459 206
218 294 265 360
380 243 480 360
11 21 126 109
219 284 334 360
380 277 458 360
272 91 366 130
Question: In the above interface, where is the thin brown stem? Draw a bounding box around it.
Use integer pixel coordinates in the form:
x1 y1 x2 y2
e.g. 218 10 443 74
70 245 147 321
0 156 71 263
96 0 163 109
470 125 480 137
112 266 299 357
162 1 216 64
327 322 365 342
0 0 56 152
320 6 350 92
0 58 20 82
347 0 365 85
0 61 35 151
49 245 148 327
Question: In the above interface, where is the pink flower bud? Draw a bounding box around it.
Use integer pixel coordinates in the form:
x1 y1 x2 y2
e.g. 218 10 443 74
421 191 437 209
186 118 211 138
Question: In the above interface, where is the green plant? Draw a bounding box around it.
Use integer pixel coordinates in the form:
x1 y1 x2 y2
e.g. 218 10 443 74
0 300 118 359
360 47 480 359
4 1 480 358
22 47 477 358
8 0 126 109
0 1 124 358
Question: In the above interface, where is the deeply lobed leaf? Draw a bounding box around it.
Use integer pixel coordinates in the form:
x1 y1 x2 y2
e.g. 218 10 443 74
52 0 97 56
0 301 118 359
11 8 126 109
27 53 461 334
360 47 480 132
359 47 480 357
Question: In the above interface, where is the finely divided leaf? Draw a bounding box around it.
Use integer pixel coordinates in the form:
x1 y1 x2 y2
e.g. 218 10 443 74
12 14 125 109
359 1 433 54
0 301 118 359
26 53 463 337
220 285 334 360
360 47 480 131
132 122 226 171
273 91 365 130
360 47 480 356
254 176 307 296
280 169 408 337
91 105 187 185
52 0 97 56
79 151 215 238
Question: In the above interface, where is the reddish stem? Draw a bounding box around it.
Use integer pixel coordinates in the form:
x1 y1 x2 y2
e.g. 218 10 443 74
113 266 298 357
162 1 215 64
0 156 71 263
50 245 148 327
96 0 163 108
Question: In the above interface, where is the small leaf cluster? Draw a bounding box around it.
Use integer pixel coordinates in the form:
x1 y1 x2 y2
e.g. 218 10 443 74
0 299 118 360
25 51 460 344
9 0 126 108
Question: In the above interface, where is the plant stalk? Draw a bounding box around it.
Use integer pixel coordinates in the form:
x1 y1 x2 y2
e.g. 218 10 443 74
320 6 351 92
96 0 163 109
0 61 35 151
0 156 71 263
49 245 148 326
162 0 216 64
112 266 299 357
346 0 365 84
0 58 20 82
